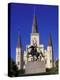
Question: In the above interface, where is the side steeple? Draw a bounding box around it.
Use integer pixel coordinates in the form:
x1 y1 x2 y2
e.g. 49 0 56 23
48 33 52 46
16 34 23 70
17 34 22 48
46 33 54 68
32 8 38 33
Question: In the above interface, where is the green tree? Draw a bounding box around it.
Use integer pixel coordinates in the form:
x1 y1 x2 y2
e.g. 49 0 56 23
46 59 59 74
55 59 59 74
8 58 18 77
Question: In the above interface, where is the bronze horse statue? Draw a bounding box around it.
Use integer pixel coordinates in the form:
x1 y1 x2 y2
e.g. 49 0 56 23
27 45 44 61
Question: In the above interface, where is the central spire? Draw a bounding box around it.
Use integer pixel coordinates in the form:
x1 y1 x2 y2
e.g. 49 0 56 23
32 8 38 33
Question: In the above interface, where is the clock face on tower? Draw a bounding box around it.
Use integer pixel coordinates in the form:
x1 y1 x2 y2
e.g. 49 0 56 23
32 37 37 46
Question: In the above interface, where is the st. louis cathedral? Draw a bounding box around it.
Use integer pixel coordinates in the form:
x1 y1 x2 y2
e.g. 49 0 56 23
16 12 54 74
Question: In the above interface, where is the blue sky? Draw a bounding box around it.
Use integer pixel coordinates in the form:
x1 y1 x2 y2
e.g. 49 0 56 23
9 3 58 61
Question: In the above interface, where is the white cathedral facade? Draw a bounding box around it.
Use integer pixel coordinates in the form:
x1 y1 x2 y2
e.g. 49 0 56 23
16 13 54 72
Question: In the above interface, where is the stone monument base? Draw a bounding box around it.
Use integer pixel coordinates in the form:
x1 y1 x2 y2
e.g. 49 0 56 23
25 61 46 74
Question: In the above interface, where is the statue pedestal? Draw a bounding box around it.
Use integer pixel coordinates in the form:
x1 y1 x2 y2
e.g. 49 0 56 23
25 61 46 74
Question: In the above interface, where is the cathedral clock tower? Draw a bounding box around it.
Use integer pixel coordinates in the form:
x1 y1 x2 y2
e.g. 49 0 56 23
31 13 40 46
